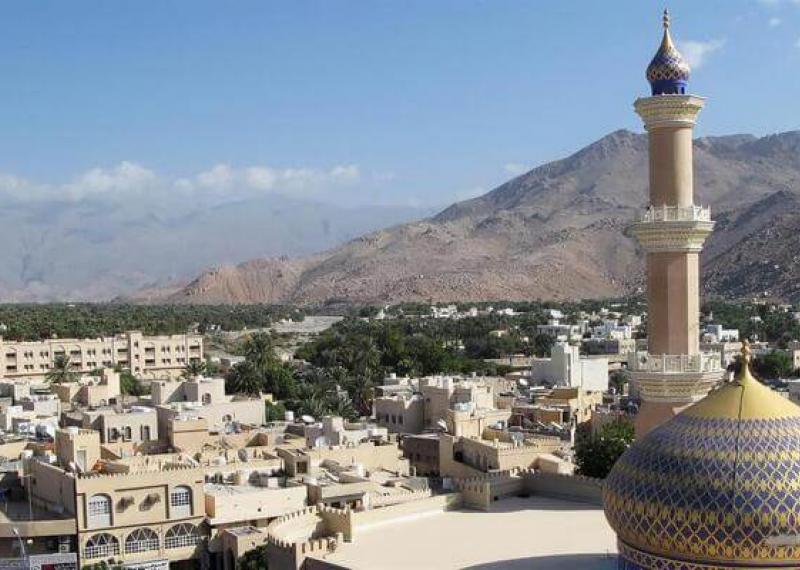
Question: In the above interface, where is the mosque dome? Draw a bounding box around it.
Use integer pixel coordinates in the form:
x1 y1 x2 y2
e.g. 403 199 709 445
604 341 800 568
646 10 691 95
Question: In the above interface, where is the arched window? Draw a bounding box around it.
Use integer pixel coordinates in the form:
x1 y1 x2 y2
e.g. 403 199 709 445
87 494 112 528
164 523 201 549
83 533 119 559
202 393 212 404
125 528 159 554
170 485 192 517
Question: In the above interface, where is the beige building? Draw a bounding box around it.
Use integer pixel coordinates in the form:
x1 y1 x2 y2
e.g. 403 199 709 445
53 368 122 408
79 406 159 446
28 428 207 569
0 331 203 382
374 375 499 434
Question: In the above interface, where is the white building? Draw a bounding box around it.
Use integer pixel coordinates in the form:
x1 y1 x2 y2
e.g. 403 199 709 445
702 324 739 343
536 320 584 342
530 342 608 392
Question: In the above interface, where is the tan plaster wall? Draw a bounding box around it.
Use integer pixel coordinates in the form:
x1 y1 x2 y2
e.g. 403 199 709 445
648 126 694 207
647 252 700 355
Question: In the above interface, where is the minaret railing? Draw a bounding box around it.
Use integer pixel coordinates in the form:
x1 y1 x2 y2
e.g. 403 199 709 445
640 205 711 223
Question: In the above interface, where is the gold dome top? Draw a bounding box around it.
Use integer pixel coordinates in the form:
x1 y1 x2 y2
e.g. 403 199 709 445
604 341 800 567
684 340 800 421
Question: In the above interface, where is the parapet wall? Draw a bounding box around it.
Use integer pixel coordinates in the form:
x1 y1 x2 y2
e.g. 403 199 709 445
453 468 603 510
367 488 433 509
523 471 603 505
266 505 350 570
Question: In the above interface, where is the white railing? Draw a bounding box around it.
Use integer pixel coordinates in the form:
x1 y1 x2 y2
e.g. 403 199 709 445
640 205 711 223
630 352 722 374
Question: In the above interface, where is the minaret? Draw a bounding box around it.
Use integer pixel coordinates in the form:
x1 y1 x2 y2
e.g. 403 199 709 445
630 10 723 436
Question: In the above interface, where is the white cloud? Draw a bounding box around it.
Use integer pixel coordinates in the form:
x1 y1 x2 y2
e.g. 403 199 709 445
63 162 158 200
0 161 364 205
244 166 278 191
769 17 782 27
196 164 235 189
680 39 726 69
504 163 530 176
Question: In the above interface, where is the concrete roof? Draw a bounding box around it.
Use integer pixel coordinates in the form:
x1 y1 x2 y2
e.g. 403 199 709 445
324 496 617 570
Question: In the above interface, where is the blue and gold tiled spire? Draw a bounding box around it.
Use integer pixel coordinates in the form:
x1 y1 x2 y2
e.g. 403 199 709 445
646 10 691 95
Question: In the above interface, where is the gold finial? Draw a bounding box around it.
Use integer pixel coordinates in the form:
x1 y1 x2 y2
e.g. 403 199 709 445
663 9 670 30
734 340 756 385
740 339 752 364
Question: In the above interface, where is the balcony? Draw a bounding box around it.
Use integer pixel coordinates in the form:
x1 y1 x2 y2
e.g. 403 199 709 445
630 352 722 374
639 205 711 223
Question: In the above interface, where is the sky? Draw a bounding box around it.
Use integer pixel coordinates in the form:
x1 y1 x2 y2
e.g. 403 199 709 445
0 0 798 209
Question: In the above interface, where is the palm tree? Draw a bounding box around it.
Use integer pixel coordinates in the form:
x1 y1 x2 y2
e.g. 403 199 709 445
181 359 207 379
225 361 262 397
47 355 77 384
242 332 276 373
326 392 357 421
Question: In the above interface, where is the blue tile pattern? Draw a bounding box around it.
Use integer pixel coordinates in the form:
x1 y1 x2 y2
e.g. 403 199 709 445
604 414 800 567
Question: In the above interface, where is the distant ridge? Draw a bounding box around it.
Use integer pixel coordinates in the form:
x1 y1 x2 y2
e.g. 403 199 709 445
133 129 800 304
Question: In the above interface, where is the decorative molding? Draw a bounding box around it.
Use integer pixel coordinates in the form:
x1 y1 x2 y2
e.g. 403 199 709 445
632 220 714 253
634 95 705 129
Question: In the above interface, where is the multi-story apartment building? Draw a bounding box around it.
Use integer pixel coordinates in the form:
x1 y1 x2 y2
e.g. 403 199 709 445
0 331 203 381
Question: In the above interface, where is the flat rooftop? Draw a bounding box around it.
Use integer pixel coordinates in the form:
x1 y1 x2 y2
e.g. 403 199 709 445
324 496 617 570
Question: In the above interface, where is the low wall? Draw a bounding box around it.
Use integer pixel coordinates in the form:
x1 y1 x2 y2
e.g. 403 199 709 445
523 471 604 505
350 493 461 533
454 469 530 511
367 488 432 509
452 468 603 510
266 505 349 570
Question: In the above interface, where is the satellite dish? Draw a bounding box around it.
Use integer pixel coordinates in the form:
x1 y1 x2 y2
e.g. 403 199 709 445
518 378 529 386
301 415 315 424
436 419 448 432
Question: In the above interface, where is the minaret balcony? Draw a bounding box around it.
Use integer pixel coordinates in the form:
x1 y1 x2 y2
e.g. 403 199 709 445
632 208 714 253
629 351 725 403
639 204 711 223
629 351 722 374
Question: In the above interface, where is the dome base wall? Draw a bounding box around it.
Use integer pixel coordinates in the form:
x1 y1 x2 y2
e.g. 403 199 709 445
618 541 800 570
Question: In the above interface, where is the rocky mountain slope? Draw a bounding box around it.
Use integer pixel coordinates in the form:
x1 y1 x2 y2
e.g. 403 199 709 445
155 129 800 304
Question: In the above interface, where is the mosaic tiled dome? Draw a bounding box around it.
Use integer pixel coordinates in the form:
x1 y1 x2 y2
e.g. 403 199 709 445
604 342 800 569
646 10 691 95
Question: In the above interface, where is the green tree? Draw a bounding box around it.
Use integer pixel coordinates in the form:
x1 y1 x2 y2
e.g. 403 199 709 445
242 332 276 373
225 361 263 397
47 354 78 384
609 370 630 394
532 333 556 357
754 350 795 379
120 370 146 396
237 544 269 570
265 401 287 422
182 359 208 379
574 420 634 479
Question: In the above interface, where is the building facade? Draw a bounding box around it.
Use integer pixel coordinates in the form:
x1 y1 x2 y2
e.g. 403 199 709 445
0 332 203 381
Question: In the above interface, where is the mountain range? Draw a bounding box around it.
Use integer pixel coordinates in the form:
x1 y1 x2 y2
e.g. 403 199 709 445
0 193 432 302
145 129 800 305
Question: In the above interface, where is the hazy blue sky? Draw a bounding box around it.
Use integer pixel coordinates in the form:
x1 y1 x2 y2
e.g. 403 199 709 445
0 0 797 208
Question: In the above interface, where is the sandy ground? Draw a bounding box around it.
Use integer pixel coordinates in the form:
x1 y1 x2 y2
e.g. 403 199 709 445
323 496 618 570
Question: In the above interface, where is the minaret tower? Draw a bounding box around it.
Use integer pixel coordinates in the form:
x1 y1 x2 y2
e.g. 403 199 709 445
630 10 723 436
